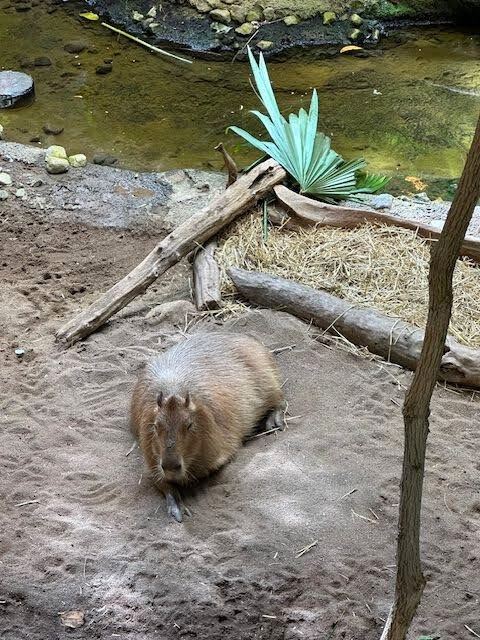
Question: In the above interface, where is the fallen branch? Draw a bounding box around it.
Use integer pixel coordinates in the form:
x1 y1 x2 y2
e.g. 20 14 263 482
56 160 285 344
214 143 238 186
274 186 480 263
193 239 222 311
227 267 480 389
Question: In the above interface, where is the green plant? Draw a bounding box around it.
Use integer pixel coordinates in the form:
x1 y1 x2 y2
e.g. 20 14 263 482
229 48 389 203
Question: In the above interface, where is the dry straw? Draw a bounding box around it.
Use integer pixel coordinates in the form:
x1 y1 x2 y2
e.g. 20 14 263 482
216 212 480 348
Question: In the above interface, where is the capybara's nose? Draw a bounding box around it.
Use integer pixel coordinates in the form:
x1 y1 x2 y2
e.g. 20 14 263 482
163 459 182 472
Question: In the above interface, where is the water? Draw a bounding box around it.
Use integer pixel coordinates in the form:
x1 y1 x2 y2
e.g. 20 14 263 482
1 6 480 191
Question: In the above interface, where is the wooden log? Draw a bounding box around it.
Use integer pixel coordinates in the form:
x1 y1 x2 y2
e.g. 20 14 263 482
193 240 222 311
227 267 480 389
56 159 286 345
274 185 480 263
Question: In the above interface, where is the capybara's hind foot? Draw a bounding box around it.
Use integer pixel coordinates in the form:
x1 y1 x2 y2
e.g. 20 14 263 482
266 402 286 431
165 492 191 523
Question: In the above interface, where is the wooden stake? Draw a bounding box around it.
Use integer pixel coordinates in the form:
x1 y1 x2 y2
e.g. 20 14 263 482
193 240 222 311
381 113 480 640
56 159 285 345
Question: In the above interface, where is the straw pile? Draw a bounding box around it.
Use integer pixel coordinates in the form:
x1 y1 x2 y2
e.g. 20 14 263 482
216 212 480 348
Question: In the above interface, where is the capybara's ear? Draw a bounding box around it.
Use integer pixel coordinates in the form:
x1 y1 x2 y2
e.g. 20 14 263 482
185 392 196 412
156 392 163 407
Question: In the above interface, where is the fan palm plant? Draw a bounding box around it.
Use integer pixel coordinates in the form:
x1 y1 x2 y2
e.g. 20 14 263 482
229 48 389 203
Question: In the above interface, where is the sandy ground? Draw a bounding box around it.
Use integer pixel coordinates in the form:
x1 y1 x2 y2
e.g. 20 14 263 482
1 143 480 639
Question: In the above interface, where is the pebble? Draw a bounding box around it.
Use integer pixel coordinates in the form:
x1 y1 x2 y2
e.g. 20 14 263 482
147 5 157 17
46 157 69 174
246 8 262 21
132 10 144 21
283 14 300 25
349 28 362 41
96 64 112 75
0 190 8 201
34 56 52 67
257 40 273 51
323 11 336 25
15 188 26 198
371 193 393 209
209 8 231 23
45 145 67 160
413 192 430 203
68 153 87 168
15 3 31 11
93 153 118 166
235 22 255 35
15 348 25 357
64 41 88 54
263 6 276 20
0 172 13 186
0 124 3 139
43 123 64 135
350 13 363 26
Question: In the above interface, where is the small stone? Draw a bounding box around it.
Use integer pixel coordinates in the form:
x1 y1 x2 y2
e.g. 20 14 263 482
371 27 380 41
193 0 210 11
413 192 430 203
30 135 41 143
145 300 196 327
142 17 154 28
350 13 363 25
229 4 246 22
147 5 157 17
323 11 336 25
31 179 43 187
148 22 160 31
42 122 64 135
64 41 88 54
93 153 117 166
371 193 393 210
15 187 26 198
15 348 25 357
0 172 12 186
209 8 231 23
68 153 87 168
246 8 262 21
132 10 144 21
283 14 300 25
235 22 255 35
263 6 276 20
257 40 273 51
0 124 3 139
46 157 69 174
349 28 362 41
0 190 8 201
45 145 67 160
15 3 31 11
210 21 232 33
34 56 52 67
96 64 112 75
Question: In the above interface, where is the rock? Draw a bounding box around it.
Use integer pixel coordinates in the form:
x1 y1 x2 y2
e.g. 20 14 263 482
349 28 362 41
15 187 25 198
246 8 262 21
209 8 231 23
350 13 363 25
45 145 67 160
46 157 69 174
64 41 88 54
42 122 64 135
0 70 35 109
371 193 393 210
0 124 3 139
96 64 112 75
257 40 273 51
15 348 25 357
210 21 232 33
147 5 157 17
148 22 160 31
0 190 8 201
413 192 430 203
145 299 196 327
235 22 255 35
68 153 87 168
371 27 380 41
34 56 52 67
142 17 154 28
15 2 31 11
92 153 118 166
283 14 300 25
0 172 12 186
229 4 246 22
263 6 276 20
192 0 210 11
29 135 41 143
19 57 34 69
132 10 144 21
323 11 336 24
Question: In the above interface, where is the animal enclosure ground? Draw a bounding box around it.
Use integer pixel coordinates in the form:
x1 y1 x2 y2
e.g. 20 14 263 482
1 204 479 640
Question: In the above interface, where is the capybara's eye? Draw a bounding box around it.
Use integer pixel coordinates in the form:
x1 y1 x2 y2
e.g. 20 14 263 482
186 422 194 431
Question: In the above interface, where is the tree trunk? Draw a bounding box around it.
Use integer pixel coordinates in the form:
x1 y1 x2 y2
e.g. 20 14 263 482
381 113 480 640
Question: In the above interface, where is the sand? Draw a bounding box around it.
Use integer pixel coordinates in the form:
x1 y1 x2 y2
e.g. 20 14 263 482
1 172 480 640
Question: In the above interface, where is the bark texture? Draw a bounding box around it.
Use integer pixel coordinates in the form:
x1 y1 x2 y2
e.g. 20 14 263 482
193 240 222 311
381 113 480 640
56 159 285 345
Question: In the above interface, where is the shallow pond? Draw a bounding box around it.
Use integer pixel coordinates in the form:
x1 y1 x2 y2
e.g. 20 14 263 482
1 6 480 194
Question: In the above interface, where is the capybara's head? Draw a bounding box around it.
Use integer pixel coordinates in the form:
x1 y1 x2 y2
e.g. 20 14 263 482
151 392 197 484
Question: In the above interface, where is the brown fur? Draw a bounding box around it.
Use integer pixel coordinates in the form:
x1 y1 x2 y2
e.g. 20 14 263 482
130 332 286 503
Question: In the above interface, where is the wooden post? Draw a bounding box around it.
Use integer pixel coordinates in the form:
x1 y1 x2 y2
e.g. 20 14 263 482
381 113 480 639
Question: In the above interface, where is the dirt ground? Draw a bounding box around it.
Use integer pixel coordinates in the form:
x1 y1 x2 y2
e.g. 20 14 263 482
1 157 480 640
